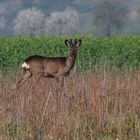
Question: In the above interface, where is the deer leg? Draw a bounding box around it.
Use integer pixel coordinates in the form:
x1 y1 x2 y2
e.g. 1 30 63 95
17 70 31 90
58 76 64 87
31 72 43 89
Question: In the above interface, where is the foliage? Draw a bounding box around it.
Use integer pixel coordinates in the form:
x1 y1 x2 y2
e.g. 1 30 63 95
45 7 80 35
14 8 45 36
13 7 80 36
1 35 140 73
93 0 128 36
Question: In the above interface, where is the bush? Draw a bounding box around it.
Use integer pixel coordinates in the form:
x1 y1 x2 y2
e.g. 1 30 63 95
1 35 140 74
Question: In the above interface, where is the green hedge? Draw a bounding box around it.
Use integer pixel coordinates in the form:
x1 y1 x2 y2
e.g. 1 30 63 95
0 35 140 73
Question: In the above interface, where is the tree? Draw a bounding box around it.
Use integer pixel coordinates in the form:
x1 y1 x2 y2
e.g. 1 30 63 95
45 7 80 35
14 7 45 36
93 0 128 36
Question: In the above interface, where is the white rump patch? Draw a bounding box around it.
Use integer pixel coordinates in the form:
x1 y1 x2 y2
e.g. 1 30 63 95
22 62 30 69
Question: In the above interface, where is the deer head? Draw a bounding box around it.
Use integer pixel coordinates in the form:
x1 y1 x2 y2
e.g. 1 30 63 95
65 39 82 59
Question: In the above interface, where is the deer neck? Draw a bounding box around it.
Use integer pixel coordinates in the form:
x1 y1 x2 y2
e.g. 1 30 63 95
66 55 76 71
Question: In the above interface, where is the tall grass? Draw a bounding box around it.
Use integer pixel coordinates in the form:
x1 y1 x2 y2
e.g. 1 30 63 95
0 70 140 140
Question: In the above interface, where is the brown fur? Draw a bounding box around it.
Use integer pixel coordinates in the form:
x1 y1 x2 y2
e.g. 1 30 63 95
17 39 82 89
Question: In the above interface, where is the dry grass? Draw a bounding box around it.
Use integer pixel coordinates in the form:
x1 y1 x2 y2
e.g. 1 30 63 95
0 70 140 140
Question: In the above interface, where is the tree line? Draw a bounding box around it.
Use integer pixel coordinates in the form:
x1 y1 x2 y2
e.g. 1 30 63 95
0 0 134 36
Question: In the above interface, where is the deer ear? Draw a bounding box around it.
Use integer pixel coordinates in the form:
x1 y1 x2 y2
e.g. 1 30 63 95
65 39 71 47
76 39 82 48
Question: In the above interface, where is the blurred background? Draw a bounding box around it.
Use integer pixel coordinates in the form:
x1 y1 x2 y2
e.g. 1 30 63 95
0 0 140 36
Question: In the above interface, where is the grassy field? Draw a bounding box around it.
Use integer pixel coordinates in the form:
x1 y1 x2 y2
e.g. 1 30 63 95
0 35 140 139
1 35 140 73
0 70 140 140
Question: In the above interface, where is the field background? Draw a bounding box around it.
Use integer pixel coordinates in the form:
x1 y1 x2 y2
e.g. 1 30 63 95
0 36 140 140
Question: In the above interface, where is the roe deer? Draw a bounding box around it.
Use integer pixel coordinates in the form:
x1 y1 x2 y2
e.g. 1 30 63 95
17 39 82 89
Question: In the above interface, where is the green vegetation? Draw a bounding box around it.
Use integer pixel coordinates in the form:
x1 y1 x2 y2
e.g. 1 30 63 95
1 35 140 74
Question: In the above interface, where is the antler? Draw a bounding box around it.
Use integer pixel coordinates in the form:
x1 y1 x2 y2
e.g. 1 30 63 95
69 38 73 44
74 39 77 45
